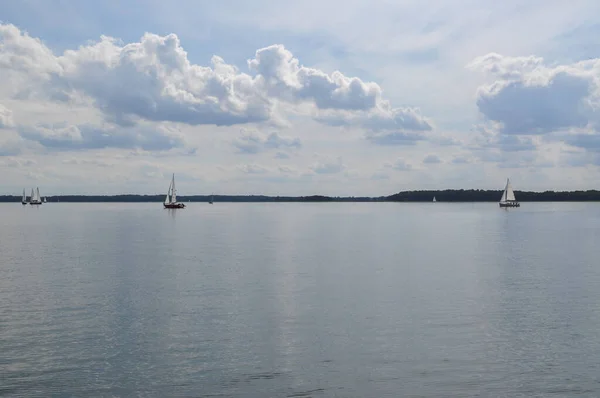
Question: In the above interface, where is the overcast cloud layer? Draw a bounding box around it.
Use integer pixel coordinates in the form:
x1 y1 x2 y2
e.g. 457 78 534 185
2 0 600 195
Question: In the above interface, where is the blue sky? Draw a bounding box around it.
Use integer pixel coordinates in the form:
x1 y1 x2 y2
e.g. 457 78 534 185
2 0 600 195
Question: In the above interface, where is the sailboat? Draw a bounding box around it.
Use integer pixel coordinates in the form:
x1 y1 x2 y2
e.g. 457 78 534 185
433 196 436 202
43 197 47 203
30 187 42 205
163 174 185 209
499 178 520 208
21 189 28 205
209 195 214 204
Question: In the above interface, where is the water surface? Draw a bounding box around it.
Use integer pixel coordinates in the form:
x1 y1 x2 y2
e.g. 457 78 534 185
2 202 600 397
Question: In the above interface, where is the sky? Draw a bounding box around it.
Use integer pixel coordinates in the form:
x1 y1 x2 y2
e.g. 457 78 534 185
2 0 600 196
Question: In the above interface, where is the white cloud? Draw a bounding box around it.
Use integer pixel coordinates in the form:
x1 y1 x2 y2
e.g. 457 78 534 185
310 156 345 174
451 155 473 164
365 130 426 146
237 163 270 174
249 44 381 110
384 158 412 171
423 154 442 164
0 157 36 167
1 23 433 133
17 121 186 151
232 129 301 154
274 151 291 159
278 165 297 174
3 3 600 195
468 53 600 135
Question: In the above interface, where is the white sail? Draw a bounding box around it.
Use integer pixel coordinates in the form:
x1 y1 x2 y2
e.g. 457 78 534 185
22 189 26 202
30 188 35 201
164 179 172 204
171 174 177 203
36 188 40 202
500 178 517 202
433 196 436 202
505 179 516 201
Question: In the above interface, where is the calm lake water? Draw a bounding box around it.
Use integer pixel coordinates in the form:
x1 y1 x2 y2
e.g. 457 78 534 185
2 202 600 397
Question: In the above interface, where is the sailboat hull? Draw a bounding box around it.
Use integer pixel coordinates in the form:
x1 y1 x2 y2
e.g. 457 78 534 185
499 202 520 208
29 202 42 205
164 203 186 209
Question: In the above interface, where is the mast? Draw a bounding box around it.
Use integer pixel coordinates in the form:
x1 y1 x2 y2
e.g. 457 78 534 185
500 179 508 202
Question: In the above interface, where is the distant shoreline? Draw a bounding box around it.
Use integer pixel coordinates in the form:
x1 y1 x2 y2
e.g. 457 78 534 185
3 189 600 202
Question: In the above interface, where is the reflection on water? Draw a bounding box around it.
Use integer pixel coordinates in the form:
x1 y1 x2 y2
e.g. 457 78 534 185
1 202 600 397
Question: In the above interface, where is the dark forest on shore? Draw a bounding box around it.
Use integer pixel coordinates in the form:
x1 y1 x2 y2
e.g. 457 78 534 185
3 189 600 202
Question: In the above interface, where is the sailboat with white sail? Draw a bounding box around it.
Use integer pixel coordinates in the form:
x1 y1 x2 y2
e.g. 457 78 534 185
30 187 42 205
499 178 520 208
433 196 436 202
21 189 28 205
163 174 185 209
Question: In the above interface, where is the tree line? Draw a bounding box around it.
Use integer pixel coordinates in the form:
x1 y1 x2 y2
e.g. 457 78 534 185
2 190 600 202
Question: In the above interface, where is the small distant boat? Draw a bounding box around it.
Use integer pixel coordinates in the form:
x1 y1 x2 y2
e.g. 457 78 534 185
21 189 28 205
209 195 214 204
433 196 436 202
30 187 42 205
43 197 47 203
499 178 520 208
163 174 185 209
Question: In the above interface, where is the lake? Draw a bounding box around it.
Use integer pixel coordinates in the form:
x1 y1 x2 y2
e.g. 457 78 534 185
2 202 600 397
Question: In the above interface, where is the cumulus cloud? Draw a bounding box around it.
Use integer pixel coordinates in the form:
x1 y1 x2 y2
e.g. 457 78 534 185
274 151 291 159
365 131 426 146
451 156 472 164
0 135 24 156
470 123 537 153
384 158 412 171
237 163 270 174
310 156 345 174
278 165 297 174
1 23 433 133
17 122 185 151
0 157 36 167
562 133 600 152
468 53 600 135
423 154 442 164
249 44 381 110
62 158 115 167
0 104 15 128
232 129 301 154
315 105 432 131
